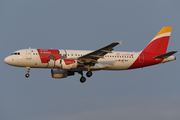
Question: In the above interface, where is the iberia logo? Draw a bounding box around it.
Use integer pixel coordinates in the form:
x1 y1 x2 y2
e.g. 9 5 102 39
131 54 133 56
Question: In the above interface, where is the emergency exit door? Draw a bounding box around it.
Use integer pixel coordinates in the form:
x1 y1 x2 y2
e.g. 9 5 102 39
26 49 32 59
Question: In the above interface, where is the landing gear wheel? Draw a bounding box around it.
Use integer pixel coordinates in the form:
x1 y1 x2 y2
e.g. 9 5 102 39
80 77 86 83
86 71 92 77
25 73 30 78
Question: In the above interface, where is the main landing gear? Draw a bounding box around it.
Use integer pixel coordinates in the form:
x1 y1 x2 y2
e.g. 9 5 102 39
86 71 93 77
25 67 30 78
78 71 93 83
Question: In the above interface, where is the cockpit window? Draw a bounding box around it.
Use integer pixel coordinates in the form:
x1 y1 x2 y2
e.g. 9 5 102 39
11 52 20 55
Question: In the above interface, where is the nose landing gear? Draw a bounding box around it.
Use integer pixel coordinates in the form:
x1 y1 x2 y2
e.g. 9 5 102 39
25 67 30 78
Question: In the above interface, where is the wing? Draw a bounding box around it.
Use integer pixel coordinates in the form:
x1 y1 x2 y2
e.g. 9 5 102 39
77 40 123 63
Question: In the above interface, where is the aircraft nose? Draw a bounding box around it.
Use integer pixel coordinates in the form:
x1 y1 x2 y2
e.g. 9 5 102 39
4 56 11 65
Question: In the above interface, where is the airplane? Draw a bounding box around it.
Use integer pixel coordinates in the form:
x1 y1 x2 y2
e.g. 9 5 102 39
4 27 177 83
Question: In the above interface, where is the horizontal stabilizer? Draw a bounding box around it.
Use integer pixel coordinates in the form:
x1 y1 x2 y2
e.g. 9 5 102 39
154 51 177 59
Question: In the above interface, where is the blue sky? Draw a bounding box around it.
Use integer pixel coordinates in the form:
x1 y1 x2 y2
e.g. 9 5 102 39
1 1 180 120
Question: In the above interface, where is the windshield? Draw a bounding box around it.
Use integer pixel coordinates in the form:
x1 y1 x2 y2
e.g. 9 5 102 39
11 52 20 55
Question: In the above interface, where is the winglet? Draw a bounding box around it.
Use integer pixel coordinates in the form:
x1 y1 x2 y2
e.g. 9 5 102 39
118 40 123 45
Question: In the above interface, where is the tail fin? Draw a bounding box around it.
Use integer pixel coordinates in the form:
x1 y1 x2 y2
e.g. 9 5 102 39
142 27 172 54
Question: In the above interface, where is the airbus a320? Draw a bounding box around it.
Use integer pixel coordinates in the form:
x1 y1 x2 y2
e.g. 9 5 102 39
4 27 177 83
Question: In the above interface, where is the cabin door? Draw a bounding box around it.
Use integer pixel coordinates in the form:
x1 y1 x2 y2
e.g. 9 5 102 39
139 53 144 63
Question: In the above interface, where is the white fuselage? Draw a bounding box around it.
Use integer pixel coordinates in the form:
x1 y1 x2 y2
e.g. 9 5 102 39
4 49 141 70
4 48 176 71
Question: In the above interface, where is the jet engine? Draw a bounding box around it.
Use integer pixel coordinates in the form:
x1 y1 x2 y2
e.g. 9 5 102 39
51 69 74 78
61 59 78 70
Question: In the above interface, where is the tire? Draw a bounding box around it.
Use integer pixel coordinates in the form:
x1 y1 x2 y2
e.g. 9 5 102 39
25 73 30 78
86 71 92 77
80 77 86 83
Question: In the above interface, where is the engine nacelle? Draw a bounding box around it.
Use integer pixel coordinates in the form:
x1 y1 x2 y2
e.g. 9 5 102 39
61 59 78 70
51 69 74 78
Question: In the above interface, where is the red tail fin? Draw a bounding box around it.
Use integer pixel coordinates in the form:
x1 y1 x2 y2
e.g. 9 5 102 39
142 27 172 54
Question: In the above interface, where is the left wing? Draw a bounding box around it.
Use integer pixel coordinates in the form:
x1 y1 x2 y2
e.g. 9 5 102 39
77 40 123 64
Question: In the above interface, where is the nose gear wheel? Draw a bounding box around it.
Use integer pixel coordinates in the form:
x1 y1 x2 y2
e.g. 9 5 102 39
25 73 30 78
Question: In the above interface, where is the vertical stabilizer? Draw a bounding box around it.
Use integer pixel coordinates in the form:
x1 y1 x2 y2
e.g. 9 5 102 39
142 27 172 54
